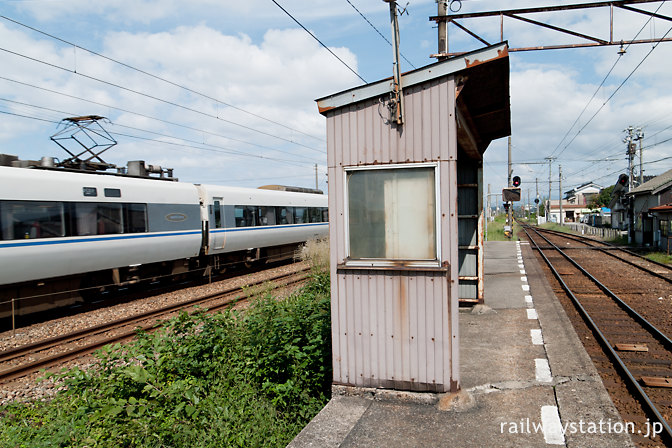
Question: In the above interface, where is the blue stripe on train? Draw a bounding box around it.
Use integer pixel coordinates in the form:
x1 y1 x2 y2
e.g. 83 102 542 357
0 222 328 248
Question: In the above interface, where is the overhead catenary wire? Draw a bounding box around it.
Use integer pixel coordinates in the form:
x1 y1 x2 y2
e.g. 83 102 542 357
0 46 326 154
343 0 417 69
551 1 669 160
0 105 316 167
0 96 319 165
0 14 325 144
270 0 367 84
0 76 320 159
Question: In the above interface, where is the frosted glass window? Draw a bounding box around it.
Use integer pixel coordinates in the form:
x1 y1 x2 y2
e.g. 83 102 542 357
347 166 437 260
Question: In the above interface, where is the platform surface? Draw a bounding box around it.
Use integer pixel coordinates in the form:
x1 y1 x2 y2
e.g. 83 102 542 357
288 240 638 448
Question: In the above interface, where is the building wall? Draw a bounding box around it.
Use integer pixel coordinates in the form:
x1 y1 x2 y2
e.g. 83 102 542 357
325 76 460 392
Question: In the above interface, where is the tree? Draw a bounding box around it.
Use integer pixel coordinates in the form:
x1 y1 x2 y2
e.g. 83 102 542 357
589 186 615 209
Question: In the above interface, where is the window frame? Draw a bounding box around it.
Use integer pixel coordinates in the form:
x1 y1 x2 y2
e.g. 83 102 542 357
343 162 441 268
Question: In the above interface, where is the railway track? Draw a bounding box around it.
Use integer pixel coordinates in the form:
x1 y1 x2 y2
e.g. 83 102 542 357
0 268 310 384
532 226 672 284
520 224 672 445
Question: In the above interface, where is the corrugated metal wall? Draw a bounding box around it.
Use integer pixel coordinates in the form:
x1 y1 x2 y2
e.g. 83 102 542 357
325 76 460 392
457 158 484 303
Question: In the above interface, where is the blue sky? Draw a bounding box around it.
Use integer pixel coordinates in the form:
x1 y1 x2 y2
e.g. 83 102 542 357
2 0 672 205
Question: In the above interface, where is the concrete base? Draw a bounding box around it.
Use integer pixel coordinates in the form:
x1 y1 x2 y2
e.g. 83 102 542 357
288 240 636 448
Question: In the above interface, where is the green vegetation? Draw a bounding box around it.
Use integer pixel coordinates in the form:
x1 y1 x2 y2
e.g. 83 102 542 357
0 272 332 448
645 252 672 265
486 213 512 241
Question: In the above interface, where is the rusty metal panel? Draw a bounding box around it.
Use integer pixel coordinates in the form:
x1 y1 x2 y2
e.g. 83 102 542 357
326 78 456 167
327 74 460 393
331 270 457 392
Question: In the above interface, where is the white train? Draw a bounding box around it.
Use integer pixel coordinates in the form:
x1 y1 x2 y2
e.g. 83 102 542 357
0 160 328 318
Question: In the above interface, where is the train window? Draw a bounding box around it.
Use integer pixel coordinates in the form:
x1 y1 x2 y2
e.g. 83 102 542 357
234 205 257 227
213 200 222 228
125 204 147 233
97 204 123 234
75 203 123 235
321 207 329 223
257 206 276 226
294 207 306 224
308 207 321 223
104 188 122 198
0 201 65 240
275 206 294 225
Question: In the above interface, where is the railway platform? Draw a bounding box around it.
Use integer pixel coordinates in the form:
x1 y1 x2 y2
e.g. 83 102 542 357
288 240 638 448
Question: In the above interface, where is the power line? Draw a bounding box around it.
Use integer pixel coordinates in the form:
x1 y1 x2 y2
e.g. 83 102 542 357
0 98 315 166
343 0 416 69
270 0 367 84
0 14 325 144
552 1 670 160
0 46 326 154
0 77 323 160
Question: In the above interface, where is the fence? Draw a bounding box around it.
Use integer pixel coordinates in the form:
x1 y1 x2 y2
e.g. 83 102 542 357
565 223 625 241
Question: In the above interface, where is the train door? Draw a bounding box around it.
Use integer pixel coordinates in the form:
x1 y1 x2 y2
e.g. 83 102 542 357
211 197 226 250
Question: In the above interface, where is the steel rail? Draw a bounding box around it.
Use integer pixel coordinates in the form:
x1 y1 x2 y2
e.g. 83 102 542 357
521 224 672 443
0 269 310 382
533 226 672 284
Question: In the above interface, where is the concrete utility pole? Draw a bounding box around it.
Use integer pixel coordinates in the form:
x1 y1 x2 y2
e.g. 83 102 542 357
558 165 563 225
384 0 404 125
545 157 554 222
437 0 448 57
314 163 318 190
535 177 539 219
638 130 645 185
507 136 513 230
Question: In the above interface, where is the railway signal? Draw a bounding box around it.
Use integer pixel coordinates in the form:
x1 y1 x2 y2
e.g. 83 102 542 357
512 175 521 187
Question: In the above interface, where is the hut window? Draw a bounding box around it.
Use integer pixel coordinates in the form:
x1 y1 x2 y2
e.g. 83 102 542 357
346 165 438 262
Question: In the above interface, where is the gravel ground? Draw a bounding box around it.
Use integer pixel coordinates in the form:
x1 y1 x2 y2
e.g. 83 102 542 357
0 261 308 406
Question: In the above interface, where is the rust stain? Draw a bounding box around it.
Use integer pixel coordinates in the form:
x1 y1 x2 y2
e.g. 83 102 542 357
317 104 334 114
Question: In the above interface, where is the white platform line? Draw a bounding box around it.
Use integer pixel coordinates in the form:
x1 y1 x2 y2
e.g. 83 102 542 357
522 284 530 291
518 264 525 269
526 309 538 320
520 269 526 274
541 406 565 445
535 358 552 383
531 329 544 345
525 295 534 304
521 276 528 282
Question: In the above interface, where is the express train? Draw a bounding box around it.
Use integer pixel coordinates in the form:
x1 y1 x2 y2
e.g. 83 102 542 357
0 157 328 318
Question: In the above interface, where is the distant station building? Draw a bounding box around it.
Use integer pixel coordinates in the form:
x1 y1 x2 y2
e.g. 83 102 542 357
316 43 511 393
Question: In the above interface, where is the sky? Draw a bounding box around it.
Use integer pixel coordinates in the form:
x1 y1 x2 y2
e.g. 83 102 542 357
2 0 672 207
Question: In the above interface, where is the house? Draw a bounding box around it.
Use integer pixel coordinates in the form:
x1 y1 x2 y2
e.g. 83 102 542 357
626 168 672 247
564 182 602 206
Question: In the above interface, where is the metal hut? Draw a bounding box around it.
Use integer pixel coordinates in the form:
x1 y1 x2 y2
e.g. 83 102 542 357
316 43 511 393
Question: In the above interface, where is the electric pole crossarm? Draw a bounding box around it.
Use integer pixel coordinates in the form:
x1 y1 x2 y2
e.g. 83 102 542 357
429 0 672 56
429 1 661 21
450 20 491 46
618 4 672 22
504 12 608 45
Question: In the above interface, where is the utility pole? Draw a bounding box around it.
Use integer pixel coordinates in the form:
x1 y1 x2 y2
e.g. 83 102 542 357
437 0 448 58
545 157 554 222
384 0 404 125
558 165 563 225
314 163 318 190
507 136 513 231
623 126 642 242
638 130 645 185
535 177 539 220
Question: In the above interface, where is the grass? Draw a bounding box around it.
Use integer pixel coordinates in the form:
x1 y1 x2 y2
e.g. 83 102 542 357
645 252 672 265
0 240 333 448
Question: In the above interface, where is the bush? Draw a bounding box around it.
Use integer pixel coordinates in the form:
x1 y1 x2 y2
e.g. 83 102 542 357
0 273 332 448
